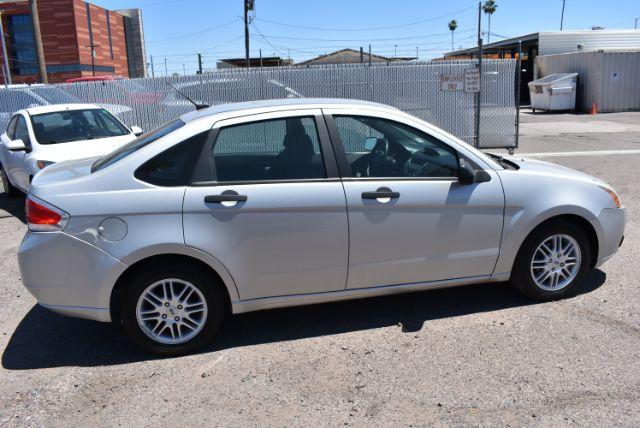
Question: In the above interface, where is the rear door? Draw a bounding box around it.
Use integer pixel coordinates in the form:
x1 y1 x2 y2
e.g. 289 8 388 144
324 109 504 290
183 109 349 300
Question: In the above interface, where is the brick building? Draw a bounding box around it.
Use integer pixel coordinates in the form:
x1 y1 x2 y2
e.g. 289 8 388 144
0 0 146 84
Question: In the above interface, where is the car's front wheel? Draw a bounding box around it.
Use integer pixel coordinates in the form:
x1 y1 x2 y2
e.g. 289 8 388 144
512 219 592 300
121 264 225 355
1 167 20 197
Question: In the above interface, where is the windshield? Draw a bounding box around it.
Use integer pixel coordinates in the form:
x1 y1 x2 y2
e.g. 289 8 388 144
30 108 130 144
91 119 184 173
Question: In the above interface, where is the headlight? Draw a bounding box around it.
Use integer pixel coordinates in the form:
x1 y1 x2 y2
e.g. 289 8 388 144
36 160 54 170
599 186 622 208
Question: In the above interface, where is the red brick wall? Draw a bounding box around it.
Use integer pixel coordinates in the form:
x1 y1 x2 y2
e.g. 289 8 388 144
0 0 130 84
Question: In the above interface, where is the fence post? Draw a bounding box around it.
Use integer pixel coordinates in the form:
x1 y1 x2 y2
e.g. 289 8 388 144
474 1 483 149
513 41 522 154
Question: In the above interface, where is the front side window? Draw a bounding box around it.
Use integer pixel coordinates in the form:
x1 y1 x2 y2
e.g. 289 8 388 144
15 115 30 145
92 119 184 172
211 116 325 182
30 109 129 145
333 116 459 179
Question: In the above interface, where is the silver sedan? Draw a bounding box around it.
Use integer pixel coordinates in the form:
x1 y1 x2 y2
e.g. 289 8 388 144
18 99 625 355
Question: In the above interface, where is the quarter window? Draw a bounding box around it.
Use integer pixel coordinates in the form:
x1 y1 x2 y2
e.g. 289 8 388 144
211 117 326 182
135 131 208 186
333 116 459 179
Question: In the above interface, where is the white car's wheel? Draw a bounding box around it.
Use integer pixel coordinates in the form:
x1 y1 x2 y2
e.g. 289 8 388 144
1 167 20 197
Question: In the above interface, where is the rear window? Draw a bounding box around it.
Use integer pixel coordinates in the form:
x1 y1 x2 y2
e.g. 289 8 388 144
92 120 184 172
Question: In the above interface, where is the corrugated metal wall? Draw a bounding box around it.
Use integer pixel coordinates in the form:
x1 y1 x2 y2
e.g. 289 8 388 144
536 51 640 112
539 30 640 56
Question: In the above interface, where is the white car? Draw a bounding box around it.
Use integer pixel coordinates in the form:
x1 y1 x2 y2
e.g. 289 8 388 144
0 103 142 195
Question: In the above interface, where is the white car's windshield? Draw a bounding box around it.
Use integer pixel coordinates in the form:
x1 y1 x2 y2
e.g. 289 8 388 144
30 108 130 145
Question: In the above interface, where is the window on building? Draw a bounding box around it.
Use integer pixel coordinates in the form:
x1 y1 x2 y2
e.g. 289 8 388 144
7 14 37 76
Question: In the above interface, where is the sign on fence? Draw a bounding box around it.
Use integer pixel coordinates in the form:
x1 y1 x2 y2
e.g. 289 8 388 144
464 68 480 93
440 74 465 91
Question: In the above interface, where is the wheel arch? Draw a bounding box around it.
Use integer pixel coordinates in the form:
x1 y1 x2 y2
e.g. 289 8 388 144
110 250 239 323
515 213 599 270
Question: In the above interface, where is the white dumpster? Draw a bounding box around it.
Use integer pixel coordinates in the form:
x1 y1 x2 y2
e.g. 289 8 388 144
528 73 578 112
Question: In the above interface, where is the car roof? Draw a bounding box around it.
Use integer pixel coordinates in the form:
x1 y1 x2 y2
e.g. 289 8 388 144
22 103 103 116
180 98 397 123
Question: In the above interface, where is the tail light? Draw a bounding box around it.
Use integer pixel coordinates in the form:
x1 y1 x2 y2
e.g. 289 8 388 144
26 196 69 232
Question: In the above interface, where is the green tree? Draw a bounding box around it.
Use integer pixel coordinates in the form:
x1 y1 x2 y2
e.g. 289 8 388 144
448 19 458 51
482 0 498 43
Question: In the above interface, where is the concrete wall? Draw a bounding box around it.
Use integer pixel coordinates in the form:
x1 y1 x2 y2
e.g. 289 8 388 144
116 9 146 78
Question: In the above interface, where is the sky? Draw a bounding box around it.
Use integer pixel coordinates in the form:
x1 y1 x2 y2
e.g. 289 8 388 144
91 0 640 76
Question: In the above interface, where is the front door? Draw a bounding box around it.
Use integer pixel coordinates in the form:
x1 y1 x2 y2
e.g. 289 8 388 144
183 110 349 300
326 111 504 290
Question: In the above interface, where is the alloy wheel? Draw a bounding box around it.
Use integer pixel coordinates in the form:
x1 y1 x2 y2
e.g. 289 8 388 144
530 234 582 291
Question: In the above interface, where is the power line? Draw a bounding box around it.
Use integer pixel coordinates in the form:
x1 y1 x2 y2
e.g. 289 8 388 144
254 4 476 32
248 29 474 43
147 18 240 44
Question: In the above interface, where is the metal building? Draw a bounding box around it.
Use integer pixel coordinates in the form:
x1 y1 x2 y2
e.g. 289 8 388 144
536 50 640 113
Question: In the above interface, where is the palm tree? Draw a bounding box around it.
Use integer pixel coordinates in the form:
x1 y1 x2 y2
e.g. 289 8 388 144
482 0 498 43
448 20 458 51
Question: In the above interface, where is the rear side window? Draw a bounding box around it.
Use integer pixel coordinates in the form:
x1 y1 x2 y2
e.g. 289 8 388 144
135 131 208 186
92 120 184 172
211 117 325 182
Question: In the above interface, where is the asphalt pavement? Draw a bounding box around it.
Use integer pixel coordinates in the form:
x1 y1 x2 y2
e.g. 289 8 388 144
0 109 638 427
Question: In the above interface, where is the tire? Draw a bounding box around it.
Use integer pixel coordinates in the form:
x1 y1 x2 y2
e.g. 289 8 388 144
511 219 592 301
1 166 20 198
120 263 226 355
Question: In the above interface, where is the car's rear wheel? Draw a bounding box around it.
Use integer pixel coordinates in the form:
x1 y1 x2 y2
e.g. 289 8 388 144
512 219 592 300
1 167 20 197
121 264 225 355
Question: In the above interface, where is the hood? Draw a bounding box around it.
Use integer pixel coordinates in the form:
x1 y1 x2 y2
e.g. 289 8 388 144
501 154 609 187
34 134 135 163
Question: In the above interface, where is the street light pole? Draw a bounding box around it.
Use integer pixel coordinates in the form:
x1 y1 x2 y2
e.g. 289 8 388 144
0 10 12 86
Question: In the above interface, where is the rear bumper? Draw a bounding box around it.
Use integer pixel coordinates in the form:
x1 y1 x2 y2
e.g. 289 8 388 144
592 207 626 268
18 231 127 322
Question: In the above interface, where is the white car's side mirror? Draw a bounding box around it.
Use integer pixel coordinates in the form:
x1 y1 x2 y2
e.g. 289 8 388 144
131 126 143 136
6 138 27 151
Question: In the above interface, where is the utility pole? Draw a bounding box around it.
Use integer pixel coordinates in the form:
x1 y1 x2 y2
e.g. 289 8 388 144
635 18 638 29
182 63 186 76
474 1 484 149
0 10 12 86
164 58 167 76
86 43 99 76
197 53 203 74
394 44 397 58
416 46 419 60
150 55 155 78
368 44 372 65
259 48 263 68
244 0 255 67
560 0 566 30
28 0 47 83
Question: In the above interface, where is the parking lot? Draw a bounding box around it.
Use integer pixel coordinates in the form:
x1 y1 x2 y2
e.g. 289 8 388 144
0 110 639 426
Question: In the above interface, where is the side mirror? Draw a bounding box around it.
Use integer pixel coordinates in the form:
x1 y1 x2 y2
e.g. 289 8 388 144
5 138 27 152
458 158 491 185
363 137 379 152
130 126 143 136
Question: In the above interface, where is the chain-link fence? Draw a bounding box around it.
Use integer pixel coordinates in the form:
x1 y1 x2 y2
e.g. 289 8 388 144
0 59 517 149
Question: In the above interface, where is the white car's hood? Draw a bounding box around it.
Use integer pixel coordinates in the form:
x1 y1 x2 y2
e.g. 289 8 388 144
35 134 135 163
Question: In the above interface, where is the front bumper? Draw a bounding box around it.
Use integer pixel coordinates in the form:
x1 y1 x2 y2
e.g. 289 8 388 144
18 231 127 322
592 207 626 268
